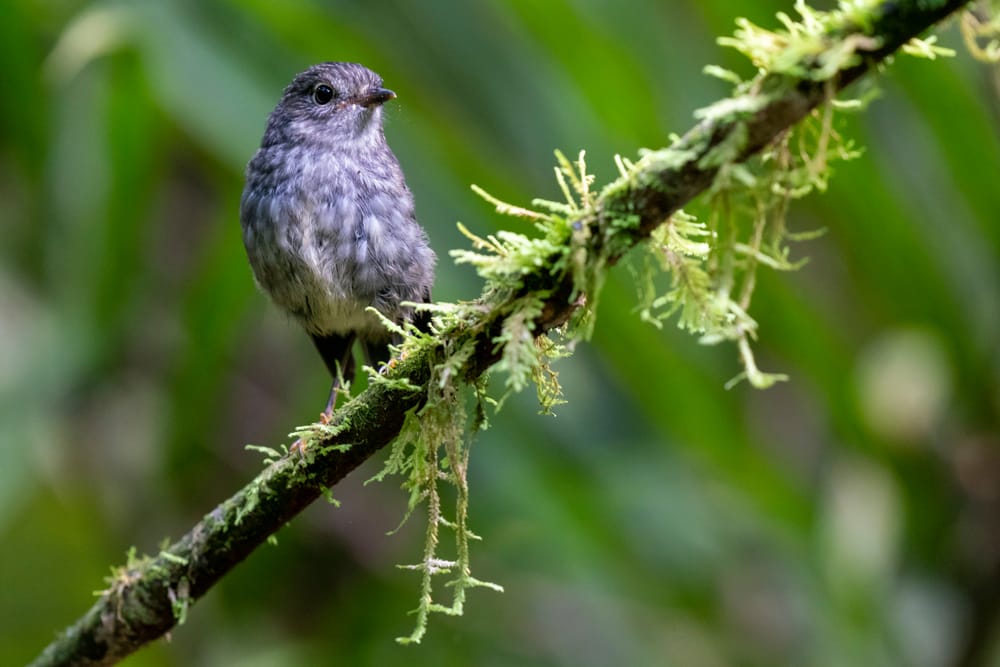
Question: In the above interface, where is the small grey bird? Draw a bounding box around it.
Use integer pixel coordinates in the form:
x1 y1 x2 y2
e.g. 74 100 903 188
240 62 436 417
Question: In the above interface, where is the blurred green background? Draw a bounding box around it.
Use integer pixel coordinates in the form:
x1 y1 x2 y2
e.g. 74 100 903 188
2 1 999 665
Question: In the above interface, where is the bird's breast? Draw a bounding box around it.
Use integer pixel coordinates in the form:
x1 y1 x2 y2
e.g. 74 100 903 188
241 141 431 336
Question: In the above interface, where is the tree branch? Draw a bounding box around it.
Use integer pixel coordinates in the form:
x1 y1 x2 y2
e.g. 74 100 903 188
31 1 972 664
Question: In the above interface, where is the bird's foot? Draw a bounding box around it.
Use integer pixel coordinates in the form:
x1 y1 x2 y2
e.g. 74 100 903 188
381 349 410 376
287 410 333 459
289 438 307 458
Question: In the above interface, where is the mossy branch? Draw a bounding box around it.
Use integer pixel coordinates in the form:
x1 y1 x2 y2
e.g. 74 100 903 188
30 1 974 665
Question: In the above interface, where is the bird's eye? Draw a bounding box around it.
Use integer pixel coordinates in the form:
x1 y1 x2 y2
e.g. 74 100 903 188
312 84 335 105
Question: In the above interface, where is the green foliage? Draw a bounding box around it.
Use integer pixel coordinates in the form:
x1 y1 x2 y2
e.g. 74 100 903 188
4 0 998 664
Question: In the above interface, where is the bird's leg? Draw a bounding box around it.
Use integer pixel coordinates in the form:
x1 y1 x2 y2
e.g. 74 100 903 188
321 382 338 423
287 332 357 456
319 348 355 425
311 332 357 417
318 373 342 424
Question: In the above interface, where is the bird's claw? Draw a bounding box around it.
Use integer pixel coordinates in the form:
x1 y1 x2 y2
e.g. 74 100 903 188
289 439 307 458
287 410 333 459
380 350 409 376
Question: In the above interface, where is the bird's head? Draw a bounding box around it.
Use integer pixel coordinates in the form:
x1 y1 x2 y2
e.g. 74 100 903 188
265 62 396 147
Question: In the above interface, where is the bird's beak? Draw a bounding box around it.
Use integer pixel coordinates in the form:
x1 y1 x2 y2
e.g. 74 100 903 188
355 87 396 108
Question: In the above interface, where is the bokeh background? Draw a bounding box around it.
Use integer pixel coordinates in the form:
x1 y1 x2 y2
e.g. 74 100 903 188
2 1 999 665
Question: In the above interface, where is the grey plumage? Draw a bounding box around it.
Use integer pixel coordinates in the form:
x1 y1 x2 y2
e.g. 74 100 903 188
240 62 435 414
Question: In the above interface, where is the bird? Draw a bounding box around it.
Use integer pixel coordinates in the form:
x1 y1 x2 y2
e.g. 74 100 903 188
240 62 436 418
